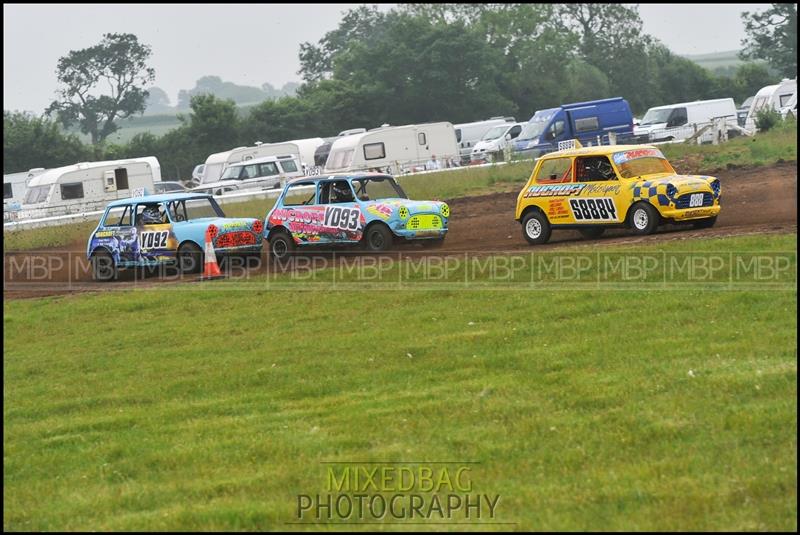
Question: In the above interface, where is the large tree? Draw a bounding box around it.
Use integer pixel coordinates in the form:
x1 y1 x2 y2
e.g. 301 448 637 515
740 3 797 78
46 33 155 145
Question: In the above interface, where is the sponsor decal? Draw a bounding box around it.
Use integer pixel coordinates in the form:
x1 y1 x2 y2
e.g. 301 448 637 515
222 221 249 229
569 197 618 221
366 204 393 220
525 184 586 198
546 199 570 220
216 231 257 248
612 148 664 164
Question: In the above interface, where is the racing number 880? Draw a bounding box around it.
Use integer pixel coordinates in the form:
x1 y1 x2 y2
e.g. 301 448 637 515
569 198 618 221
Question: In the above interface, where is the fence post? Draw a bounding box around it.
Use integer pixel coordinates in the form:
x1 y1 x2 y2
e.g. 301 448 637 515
608 131 617 145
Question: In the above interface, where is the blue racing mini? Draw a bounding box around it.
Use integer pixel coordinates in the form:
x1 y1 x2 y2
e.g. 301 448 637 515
264 173 449 259
87 192 263 280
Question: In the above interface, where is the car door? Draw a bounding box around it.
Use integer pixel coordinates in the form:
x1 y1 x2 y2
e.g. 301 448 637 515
317 179 364 243
571 155 624 224
134 202 178 263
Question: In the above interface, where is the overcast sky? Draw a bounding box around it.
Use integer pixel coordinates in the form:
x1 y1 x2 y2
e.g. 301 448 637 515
3 3 767 114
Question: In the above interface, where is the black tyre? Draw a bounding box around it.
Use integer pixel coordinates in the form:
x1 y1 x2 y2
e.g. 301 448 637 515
692 216 717 229
628 202 659 235
269 230 296 261
364 224 393 252
91 250 117 282
578 227 605 240
178 242 203 274
521 210 552 245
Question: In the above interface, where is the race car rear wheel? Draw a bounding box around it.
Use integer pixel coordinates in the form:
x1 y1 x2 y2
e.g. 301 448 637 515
178 242 203 274
629 202 659 235
364 224 393 252
521 211 551 245
692 216 717 229
91 250 117 282
578 227 605 240
269 230 295 261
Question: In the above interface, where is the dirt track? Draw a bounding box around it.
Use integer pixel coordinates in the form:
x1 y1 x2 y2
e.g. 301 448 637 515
4 162 797 299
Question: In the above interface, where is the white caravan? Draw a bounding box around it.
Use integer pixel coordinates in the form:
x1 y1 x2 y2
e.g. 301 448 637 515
192 154 304 196
4 168 45 206
454 117 516 163
199 138 323 184
323 122 459 174
21 157 161 218
744 78 797 131
634 98 737 142
470 122 526 162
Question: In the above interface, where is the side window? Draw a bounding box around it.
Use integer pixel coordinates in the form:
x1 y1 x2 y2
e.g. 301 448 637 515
241 164 259 179
544 120 565 141
115 168 129 190
279 159 298 173
283 182 317 206
168 200 187 222
455 129 462 143
574 117 599 133
135 203 167 225
668 107 688 127
320 180 355 204
103 205 132 227
60 182 84 200
575 156 617 182
364 142 386 160
779 93 793 107
258 162 280 177
508 125 522 139
4 183 12 199
418 133 427 145
535 158 573 184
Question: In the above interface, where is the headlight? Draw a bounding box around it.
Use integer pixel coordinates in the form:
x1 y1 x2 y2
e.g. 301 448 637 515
710 179 721 197
440 203 450 218
666 184 677 198
398 206 409 220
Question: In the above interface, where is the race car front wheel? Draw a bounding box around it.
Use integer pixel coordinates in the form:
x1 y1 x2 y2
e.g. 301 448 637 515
629 203 659 235
178 242 203 274
91 250 117 282
521 211 551 245
364 224 393 252
269 230 296 261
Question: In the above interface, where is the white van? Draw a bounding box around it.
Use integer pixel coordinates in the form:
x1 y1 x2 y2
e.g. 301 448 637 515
744 78 797 131
634 98 737 142
470 122 525 162
454 117 516 163
323 122 459 175
192 154 304 196
20 157 161 218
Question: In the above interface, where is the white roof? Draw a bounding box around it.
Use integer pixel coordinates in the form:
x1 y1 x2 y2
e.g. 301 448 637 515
329 122 453 152
646 98 734 111
27 156 160 187
227 154 299 167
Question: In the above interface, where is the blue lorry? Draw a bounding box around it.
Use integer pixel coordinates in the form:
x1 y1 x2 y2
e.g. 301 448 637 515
512 97 635 160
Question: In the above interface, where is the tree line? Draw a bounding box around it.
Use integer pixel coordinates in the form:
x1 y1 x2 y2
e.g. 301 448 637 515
4 3 796 177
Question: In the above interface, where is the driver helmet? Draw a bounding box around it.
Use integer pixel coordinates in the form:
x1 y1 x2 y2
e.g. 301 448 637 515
141 205 163 224
331 182 352 202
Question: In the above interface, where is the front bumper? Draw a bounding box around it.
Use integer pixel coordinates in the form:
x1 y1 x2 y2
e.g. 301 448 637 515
659 204 721 222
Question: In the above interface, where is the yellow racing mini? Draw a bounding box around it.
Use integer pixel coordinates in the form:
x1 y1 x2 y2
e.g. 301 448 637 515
514 141 721 244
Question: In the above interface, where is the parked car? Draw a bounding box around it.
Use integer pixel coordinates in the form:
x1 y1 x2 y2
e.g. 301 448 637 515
264 173 449 260
515 141 721 244
153 181 188 194
634 98 737 143
454 117 516 164
192 155 304 196
87 192 263 281
470 122 525 163
513 98 634 160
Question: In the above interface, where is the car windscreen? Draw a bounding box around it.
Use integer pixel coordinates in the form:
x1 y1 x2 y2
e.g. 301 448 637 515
612 150 674 178
220 166 241 181
351 176 407 201
518 111 555 140
640 108 673 125
481 125 507 141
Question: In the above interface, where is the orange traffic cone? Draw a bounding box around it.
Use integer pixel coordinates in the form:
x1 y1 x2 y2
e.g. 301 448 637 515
202 225 223 280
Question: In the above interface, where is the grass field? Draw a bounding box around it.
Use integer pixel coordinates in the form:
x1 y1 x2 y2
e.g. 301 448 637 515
3 233 797 530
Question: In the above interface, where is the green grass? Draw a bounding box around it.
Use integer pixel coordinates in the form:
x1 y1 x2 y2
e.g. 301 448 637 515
4 234 797 530
662 119 797 172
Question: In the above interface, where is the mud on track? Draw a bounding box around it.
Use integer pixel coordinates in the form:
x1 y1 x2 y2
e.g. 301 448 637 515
4 162 797 299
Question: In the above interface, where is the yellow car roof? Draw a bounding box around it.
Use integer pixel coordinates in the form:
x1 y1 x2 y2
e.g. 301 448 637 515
539 144 661 159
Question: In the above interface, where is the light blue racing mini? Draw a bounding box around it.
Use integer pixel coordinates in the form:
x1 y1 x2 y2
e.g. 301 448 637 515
86 192 263 280
264 173 449 259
